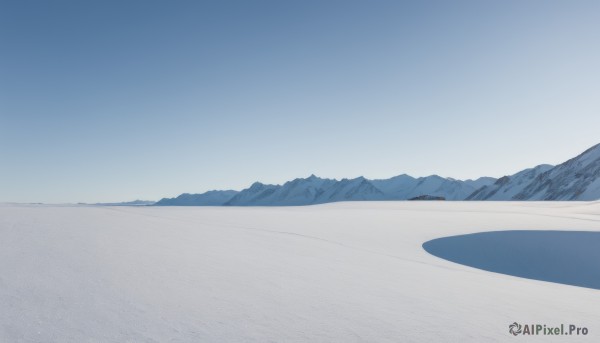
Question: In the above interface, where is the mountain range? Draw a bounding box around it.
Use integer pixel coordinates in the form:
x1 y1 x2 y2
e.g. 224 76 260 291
154 191 237 206
83 200 156 206
154 143 600 206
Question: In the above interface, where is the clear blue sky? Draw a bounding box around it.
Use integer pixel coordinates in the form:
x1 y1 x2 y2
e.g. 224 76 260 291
1 0 599 203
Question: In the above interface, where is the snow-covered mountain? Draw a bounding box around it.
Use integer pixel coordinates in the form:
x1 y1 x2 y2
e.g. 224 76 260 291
155 190 239 206
372 175 495 201
222 182 281 206
156 175 496 206
225 176 387 206
466 165 554 200
467 143 600 201
221 174 495 206
513 143 600 200
310 176 386 204
154 143 600 205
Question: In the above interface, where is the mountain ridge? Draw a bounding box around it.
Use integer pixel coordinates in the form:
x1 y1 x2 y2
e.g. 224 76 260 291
154 143 600 206
155 174 495 206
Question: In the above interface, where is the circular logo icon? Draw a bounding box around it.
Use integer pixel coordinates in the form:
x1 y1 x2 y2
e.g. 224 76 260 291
509 322 522 336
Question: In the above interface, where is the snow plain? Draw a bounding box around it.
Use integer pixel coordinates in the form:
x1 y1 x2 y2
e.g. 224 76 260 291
1 202 600 342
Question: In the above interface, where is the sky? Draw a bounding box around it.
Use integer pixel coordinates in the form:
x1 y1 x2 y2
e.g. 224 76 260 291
1 0 599 203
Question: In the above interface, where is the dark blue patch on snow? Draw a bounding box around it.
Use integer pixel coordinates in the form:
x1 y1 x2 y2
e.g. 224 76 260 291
423 231 600 290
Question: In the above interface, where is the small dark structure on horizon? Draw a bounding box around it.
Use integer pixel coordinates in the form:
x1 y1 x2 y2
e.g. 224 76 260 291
408 195 446 201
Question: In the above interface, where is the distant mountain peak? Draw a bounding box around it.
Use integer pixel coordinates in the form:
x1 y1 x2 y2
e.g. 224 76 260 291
248 182 270 191
155 190 238 206
495 176 511 186
93 199 155 206
467 143 600 201
512 143 600 201
154 143 600 205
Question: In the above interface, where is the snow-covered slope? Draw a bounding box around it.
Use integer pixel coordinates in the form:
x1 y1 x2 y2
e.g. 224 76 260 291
372 175 495 200
262 175 338 205
467 164 553 200
224 175 493 206
155 190 238 206
225 176 386 206
223 182 283 206
466 143 600 201
463 176 498 190
2 203 599 342
313 176 386 203
514 143 600 200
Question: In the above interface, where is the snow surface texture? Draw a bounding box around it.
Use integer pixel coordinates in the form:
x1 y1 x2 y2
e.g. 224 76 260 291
1 202 600 342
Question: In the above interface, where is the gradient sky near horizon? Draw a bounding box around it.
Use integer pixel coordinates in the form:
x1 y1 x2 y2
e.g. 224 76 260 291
1 0 599 203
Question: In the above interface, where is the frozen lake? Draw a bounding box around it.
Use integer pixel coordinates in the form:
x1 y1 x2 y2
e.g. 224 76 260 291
424 230 600 290
1 202 599 342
